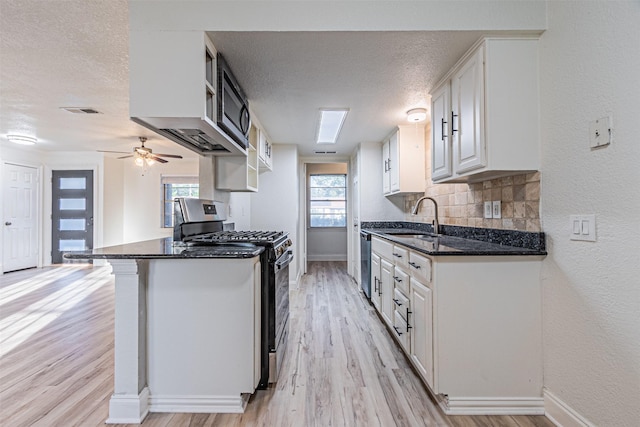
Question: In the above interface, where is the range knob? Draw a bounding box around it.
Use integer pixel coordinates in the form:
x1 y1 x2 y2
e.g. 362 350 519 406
286 239 292 247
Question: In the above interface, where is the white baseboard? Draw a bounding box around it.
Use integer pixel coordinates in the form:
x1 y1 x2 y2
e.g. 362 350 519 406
307 254 347 261
440 397 545 415
149 394 249 414
106 387 150 424
544 389 595 427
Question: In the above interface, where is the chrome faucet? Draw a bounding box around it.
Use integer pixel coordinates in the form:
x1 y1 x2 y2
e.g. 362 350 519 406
411 196 440 235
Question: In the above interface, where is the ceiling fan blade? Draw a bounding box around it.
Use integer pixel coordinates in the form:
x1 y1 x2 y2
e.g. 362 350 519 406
154 153 183 159
149 155 168 163
97 150 130 154
117 155 134 159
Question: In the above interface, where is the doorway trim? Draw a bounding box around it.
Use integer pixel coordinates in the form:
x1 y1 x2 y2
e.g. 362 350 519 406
299 156 353 278
44 163 102 266
1 161 43 273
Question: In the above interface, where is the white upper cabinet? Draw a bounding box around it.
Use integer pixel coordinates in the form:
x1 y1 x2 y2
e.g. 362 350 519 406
216 125 259 192
382 125 426 196
129 31 247 156
430 82 452 181
258 128 273 171
431 37 540 183
452 47 485 174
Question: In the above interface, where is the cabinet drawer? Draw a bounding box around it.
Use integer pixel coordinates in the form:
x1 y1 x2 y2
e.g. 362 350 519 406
392 266 410 296
408 251 432 283
393 309 411 352
372 236 394 260
392 245 409 269
393 287 410 319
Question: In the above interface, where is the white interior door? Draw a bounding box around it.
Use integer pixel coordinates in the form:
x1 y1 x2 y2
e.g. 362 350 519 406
2 163 39 272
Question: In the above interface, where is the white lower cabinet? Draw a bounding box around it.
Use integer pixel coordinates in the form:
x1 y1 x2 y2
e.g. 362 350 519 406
380 258 395 328
370 235 543 415
370 253 381 312
409 277 433 388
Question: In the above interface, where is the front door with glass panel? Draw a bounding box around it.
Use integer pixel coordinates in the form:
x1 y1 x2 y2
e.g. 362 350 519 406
51 170 93 263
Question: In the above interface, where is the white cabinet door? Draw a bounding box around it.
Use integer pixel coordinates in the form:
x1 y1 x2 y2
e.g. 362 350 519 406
382 140 390 194
380 258 395 327
452 46 485 174
371 253 381 312
431 82 452 180
388 131 400 192
258 128 273 171
410 277 434 389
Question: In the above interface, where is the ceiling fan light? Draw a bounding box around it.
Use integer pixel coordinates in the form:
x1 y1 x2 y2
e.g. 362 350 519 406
407 108 427 123
145 157 155 166
135 156 144 167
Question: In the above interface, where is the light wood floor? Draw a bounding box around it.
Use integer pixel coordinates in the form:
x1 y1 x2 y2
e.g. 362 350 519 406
0 262 555 427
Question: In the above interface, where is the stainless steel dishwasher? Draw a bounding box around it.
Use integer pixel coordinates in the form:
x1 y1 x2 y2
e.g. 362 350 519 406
360 230 372 299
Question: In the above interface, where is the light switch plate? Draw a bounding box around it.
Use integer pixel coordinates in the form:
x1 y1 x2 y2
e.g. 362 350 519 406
589 116 612 149
484 201 493 219
570 214 596 241
492 201 502 219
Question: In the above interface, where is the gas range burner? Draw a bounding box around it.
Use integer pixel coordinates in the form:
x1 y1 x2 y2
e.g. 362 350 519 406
188 230 286 244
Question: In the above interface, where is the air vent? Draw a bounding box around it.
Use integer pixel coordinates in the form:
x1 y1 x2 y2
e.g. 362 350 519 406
61 107 101 114
314 150 337 154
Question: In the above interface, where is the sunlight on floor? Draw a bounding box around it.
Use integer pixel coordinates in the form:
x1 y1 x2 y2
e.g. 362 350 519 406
0 267 112 357
0 266 86 307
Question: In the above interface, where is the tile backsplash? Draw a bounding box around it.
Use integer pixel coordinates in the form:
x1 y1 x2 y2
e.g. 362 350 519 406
405 172 541 232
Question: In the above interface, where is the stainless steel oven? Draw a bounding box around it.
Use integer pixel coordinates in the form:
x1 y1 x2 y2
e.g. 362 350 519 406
173 198 293 389
270 248 293 383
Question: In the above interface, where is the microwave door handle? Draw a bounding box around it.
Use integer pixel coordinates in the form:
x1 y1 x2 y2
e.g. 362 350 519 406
240 104 250 135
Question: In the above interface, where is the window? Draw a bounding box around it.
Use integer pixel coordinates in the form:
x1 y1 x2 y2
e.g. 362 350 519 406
161 176 199 227
309 174 347 227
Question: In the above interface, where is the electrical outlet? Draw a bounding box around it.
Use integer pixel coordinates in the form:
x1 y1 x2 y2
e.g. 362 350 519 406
492 201 502 219
484 201 493 219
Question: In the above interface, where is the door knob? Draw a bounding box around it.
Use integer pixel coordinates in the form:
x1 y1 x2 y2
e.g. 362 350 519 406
5 222 11 226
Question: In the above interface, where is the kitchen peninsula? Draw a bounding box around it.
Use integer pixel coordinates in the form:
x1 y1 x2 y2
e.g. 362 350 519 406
66 238 264 424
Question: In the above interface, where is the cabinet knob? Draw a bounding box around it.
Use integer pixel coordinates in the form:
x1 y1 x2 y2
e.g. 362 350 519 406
5 222 12 226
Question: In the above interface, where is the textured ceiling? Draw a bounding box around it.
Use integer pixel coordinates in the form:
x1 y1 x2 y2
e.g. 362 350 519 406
209 31 483 156
0 0 483 159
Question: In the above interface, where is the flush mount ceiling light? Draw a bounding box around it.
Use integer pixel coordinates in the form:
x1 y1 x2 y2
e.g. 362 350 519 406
407 108 428 123
316 109 349 144
7 135 37 145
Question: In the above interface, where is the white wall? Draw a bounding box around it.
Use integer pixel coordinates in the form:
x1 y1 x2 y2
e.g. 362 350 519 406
306 162 348 261
103 157 124 246
539 2 640 426
131 0 546 32
121 158 199 243
250 144 299 284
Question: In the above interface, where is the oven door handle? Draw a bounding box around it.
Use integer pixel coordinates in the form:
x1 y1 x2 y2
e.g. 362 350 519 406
276 251 294 270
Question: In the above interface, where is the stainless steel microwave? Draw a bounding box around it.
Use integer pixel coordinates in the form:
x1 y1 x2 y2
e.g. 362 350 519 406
217 53 250 149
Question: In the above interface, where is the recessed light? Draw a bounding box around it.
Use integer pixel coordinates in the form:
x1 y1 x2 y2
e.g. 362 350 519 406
316 109 349 144
7 135 37 145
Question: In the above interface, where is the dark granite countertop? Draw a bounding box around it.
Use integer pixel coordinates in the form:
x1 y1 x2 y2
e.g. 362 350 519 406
63 238 264 260
362 221 546 257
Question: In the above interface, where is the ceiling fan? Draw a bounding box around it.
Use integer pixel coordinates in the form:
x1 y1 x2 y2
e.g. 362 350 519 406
98 137 183 166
